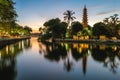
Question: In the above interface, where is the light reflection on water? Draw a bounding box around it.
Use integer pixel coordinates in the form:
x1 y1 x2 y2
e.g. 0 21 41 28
0 38 120 80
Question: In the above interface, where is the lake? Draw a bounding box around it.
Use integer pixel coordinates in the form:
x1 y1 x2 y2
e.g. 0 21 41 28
0 37 120 80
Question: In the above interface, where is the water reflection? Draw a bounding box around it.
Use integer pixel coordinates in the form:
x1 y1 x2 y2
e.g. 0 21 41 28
39 42 120 74
92 45 120 74
0 39 31 80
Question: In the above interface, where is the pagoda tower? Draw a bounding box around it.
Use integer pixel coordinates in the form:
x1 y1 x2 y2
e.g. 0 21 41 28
82 5 88 28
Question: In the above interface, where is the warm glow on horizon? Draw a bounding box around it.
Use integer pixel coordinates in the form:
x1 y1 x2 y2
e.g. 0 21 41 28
32 28 39 33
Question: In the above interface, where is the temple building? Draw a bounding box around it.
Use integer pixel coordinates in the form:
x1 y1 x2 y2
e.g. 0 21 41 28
82 5 88 28
73 5 89 40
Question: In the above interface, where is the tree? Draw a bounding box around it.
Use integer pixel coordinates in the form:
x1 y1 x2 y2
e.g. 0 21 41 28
77 28 92 39
110 14 119 26
82 28 92 36
60 22 68 38
93 22 112 37
0 0 17 22
103 14 120 37
43 18 67 39
24 26 32 35
71 21 83 35
0 0 17 36
63 10 76 29
103 18 109 24
116 23 120 38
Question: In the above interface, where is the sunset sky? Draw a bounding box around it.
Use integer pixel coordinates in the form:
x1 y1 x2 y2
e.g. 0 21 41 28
14 0 120 32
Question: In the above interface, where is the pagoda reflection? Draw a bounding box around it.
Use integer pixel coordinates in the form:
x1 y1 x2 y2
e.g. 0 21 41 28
39 42 120 74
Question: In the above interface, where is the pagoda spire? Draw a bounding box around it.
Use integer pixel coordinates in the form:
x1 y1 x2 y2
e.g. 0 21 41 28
82 5 88 28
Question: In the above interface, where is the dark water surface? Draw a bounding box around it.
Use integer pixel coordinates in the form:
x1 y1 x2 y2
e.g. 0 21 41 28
0 38 120 80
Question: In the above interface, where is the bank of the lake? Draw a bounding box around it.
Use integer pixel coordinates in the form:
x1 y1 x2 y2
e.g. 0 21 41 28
38 38 120 46
53 39 120 45
0 37 31 48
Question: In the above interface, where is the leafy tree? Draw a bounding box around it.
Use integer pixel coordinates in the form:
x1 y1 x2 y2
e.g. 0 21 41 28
39 27 47 35
0 0 17 22
77 28 92 38
116 23 120 38
103 14 120 37
103 18 109 24
43 18 67 39
60 22 68 38
71 21 83 35
82 28 92 36
110 14 119 25
0 0 17 36
24 26 32 35
93 22 112 37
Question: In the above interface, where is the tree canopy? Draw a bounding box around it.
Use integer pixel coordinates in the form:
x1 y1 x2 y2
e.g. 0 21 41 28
93 22 111 37
71 21 83 35
43 18 67 40
63 10 76 29
0 0 32 37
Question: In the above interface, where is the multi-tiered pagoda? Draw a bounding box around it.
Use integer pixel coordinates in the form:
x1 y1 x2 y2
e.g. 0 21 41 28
82 5 88 28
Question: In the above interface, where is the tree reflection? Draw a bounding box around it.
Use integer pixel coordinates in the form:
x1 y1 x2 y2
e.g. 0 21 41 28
0 39 31 80
71 43 83 61
39 42 120 75
92 45 120 74
64 57 73 72
23 39 31 49
92 45 107 62
42 43 67 62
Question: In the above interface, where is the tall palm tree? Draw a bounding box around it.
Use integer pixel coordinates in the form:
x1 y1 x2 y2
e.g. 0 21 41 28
63 10 76 38
110 14 119 25
103 18 109 24
63 10 76 29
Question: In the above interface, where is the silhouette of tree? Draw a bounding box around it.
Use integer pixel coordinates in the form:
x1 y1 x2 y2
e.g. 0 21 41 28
63 10 76 29
24 26 32 35
93 22 112 37
64 57 73 72
71 21 83 35
43 18 67 39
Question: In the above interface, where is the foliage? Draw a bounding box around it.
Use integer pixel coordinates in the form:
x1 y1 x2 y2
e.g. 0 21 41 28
102 14 120 38
43 18 67 39
0 0 32 37
77 28 92 37
0 0 17 23
93 22 112 37
24 26 32 35
63 10 76 29
71 21 83 35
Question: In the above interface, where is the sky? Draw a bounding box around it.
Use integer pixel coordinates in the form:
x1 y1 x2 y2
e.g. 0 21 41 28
14 0 120 32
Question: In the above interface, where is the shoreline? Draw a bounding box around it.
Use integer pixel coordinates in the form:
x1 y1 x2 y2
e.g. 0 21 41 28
54 39 120 45
39 39 120 46
0 37 31 49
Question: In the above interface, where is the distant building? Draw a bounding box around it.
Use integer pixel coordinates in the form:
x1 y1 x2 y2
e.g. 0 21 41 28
73 5 89 40
82 5 88 28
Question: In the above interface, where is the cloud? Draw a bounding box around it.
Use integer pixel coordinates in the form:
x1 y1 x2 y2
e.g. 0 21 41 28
89 5 105 10
96 9 120 15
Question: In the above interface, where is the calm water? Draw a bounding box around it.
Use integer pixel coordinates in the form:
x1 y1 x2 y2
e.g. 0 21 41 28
0 38 120 80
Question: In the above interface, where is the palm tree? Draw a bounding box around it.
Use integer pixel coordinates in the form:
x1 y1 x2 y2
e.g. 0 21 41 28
63 10 76 38
63 10 76 29
103 18 109 24
110 14 119 25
